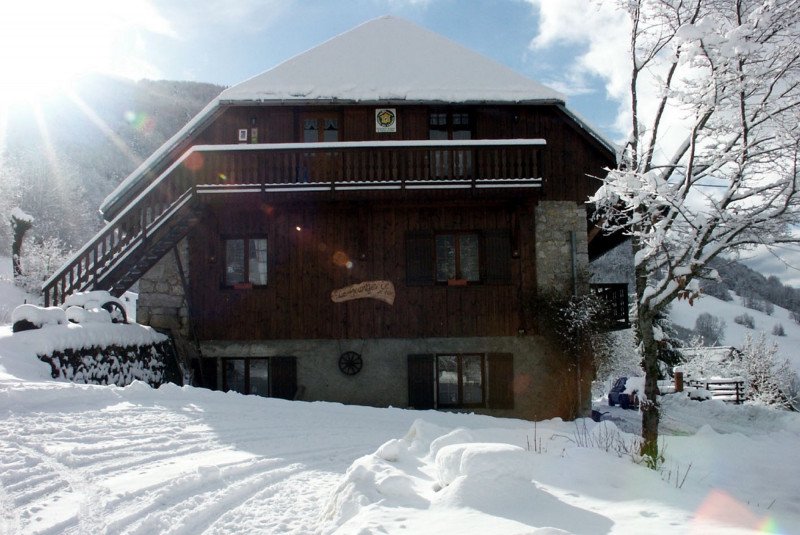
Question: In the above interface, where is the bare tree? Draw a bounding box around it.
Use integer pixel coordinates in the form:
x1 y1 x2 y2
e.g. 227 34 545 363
591 0 800 461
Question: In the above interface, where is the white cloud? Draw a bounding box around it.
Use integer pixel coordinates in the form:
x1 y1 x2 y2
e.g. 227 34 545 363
143 0 290 39
524 0 631 137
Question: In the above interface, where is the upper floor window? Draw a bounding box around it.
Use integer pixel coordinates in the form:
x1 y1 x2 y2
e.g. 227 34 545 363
429 111 472 140
406 229 511 286
436 233 480 283
302 114 340 143
225 237 268 287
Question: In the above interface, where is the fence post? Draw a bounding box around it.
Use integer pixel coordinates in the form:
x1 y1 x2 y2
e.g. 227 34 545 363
674 371 683 393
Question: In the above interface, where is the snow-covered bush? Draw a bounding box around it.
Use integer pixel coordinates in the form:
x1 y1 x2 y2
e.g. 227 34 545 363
739 334 793 409
11 304 67 332
693 313 725 346
15 236 72 295
772 323 786 337
680 333 793 409
734 313 755 329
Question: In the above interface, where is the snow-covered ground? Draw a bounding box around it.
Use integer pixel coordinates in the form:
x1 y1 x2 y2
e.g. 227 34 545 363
1 257 800 534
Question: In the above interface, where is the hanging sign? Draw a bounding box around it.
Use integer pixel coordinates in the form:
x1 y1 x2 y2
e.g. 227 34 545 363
375 109 397 133
331 280 395 305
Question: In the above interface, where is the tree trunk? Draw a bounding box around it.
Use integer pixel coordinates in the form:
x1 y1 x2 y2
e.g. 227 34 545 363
10 214 32 278
638 311 661 463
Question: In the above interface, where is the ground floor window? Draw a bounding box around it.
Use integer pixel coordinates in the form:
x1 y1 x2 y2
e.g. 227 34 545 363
198 356 297 399
408 352 513 410
437 353 484 407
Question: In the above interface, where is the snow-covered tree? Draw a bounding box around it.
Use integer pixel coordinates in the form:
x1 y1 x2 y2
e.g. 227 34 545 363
591 0 800 460
15 236 73 296
10 208 34 278
739 333 793 408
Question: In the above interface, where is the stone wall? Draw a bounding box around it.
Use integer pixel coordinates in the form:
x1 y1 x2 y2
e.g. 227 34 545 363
201 334 589 421
535 201 589 297
137 239 190 338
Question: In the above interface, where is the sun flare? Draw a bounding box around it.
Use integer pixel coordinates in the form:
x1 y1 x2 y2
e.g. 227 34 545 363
0 1 166 105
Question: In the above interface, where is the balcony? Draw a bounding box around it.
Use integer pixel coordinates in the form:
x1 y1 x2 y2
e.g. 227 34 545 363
43 139 545 306
178 139 545 195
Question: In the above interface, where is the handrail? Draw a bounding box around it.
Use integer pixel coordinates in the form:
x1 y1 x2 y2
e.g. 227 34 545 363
44 140 546 305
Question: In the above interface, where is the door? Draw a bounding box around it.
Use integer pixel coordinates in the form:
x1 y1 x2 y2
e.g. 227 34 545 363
429 111 473 178
299 112 341 181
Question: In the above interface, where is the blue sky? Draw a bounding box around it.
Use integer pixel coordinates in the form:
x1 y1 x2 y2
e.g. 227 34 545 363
4 0 799 285
0 0 624 141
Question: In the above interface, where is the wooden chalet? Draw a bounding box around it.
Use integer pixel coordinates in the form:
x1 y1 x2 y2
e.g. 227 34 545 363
45 16 619 420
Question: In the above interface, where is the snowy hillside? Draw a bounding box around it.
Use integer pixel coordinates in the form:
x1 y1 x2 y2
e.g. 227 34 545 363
670 293 800 374
1 258 799 533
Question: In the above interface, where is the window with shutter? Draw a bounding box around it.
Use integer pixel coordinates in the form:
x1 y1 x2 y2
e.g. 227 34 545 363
217 356 297 400
436 353 485 408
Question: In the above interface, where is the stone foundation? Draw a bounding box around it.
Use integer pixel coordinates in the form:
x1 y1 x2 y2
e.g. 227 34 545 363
137 239 190 337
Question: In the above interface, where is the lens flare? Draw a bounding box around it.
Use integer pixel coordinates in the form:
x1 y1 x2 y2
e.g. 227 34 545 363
332 251 350 267
183 152 204 171
124 110 155 134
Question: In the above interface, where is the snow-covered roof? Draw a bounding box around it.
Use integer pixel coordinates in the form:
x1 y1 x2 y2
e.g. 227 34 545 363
100 16 598 217
219 16 565 105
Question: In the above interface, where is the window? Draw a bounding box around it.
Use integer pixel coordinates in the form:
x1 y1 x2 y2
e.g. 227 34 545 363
429 111 472 140
225 237 267 287
437 354 484 407
221 357 297 399
436 233 480 283
406 229 511 286
301 114 340 143
407 353 513 410
430 110 472 178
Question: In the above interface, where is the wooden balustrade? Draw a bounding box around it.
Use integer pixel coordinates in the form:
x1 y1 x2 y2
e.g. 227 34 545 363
43 140 544 305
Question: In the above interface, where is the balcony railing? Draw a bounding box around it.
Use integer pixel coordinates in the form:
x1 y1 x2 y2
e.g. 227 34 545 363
43 139 545 305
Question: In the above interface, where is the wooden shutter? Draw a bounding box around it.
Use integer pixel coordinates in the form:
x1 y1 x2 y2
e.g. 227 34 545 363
485 229 512 285
406 231 434 286
487 352 514 409
407 354 435 409
270 356 298 400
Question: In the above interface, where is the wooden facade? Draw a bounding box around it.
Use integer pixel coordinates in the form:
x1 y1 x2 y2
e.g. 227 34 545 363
189 198 532 341
48 16 620 419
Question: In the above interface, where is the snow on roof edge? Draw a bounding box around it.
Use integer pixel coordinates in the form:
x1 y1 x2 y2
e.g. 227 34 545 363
557 104 620 161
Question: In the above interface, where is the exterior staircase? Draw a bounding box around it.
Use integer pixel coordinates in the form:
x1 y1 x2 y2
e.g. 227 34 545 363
43 187 201 306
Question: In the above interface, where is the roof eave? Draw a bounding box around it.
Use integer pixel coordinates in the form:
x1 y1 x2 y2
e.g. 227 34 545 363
218 98 567 107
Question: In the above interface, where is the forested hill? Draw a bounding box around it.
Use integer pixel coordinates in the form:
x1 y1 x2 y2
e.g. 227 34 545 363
701 256 800 316
0 73 224 251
